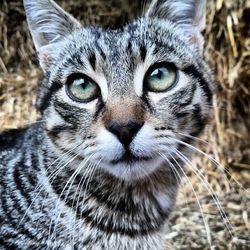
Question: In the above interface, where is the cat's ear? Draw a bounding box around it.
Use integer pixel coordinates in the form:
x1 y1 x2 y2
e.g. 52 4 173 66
23 0 81 70
146 0 207 52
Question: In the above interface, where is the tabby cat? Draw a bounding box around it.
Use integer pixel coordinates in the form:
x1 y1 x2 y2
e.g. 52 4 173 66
0 0 214 249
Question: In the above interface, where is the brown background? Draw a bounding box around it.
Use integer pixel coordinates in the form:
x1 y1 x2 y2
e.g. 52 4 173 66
0 0 249 249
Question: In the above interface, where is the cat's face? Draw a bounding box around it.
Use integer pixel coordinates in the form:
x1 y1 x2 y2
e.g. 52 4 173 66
24 0 214 180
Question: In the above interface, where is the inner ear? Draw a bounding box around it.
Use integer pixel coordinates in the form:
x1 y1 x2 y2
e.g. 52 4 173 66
146 0 207 51
23 0 81 70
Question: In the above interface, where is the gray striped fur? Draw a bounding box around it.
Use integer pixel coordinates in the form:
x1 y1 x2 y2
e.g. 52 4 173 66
0 0 214 249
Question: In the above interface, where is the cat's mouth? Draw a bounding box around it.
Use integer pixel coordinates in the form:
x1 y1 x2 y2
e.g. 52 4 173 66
111 150 152 164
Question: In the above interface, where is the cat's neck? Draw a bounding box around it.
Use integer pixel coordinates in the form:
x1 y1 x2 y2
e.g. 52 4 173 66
45 151 179 237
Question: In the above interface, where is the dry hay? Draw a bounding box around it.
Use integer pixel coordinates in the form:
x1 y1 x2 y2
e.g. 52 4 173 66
0 0 249 249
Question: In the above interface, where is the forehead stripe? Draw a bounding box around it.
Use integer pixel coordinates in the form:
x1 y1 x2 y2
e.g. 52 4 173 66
88 51 96 71
139 44 147 62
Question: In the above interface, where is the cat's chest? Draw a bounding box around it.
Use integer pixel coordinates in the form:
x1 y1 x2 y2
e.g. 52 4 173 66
38 171 172 249
44 204 167 250
62 235 167 250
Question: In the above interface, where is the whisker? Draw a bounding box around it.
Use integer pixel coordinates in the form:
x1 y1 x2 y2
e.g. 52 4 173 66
45 151 83 249
176 132 211 146
173 138 247 191
29 140 94 232
18 143 83 228
33 148 84 233
174 150 235 238
76 158 102 244
158 152 181 186
71 158 97 246
204 103 235 113
51 159 98 245
48 154 94 245
159 152 212 247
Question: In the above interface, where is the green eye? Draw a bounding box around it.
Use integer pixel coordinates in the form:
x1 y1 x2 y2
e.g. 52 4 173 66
66 74 100 102
145 63 178 92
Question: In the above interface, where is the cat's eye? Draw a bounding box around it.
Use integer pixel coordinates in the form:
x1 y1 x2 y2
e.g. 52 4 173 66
144 63 178 92
66 74 101 102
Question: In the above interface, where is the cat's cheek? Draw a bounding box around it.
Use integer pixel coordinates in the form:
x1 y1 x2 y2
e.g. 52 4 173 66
130 124 156 156
130 123 176 157
44 106 67 131
94 129 124 161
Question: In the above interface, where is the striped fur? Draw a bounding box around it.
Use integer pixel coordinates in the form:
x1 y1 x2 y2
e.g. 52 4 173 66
0 0 215 249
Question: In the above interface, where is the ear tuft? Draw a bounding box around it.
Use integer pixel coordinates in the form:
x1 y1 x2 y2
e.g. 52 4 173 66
23 0 81 70
146 0 207 52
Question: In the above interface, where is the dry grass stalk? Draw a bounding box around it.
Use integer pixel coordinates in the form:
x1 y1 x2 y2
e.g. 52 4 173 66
0 0 249 249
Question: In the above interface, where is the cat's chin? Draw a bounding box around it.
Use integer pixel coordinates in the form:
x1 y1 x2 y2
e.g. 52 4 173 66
100 157 165 181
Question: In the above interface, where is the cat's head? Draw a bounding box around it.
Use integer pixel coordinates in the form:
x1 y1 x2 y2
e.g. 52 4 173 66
24 0 214 180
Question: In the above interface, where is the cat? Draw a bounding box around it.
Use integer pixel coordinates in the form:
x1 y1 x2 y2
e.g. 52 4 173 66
0 0 215 249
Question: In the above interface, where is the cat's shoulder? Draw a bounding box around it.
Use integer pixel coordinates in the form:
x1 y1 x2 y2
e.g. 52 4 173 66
0 122 44 152
0 127 28 151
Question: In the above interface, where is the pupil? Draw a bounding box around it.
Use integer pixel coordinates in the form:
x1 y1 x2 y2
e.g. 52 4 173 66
157 69 163 79
153 68 168 80
81 82 88 89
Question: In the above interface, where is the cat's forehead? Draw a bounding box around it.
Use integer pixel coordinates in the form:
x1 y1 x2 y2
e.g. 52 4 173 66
53 18 197 94
71 18 184 56
65 18 194 72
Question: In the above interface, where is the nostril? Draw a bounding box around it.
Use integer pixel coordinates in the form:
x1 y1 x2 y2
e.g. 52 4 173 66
108 121 144 147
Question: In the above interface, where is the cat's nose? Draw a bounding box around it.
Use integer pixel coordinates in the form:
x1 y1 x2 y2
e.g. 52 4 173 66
108 121 143 147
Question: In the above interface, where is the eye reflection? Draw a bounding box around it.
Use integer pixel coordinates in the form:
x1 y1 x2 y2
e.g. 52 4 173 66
145 63 177 92
66 74 101 102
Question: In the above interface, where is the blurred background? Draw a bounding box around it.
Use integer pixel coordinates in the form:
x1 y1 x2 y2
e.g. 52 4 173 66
0 0 249 249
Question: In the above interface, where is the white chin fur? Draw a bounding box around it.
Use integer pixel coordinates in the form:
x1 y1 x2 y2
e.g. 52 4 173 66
94 125 175 180
100 158 165 181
